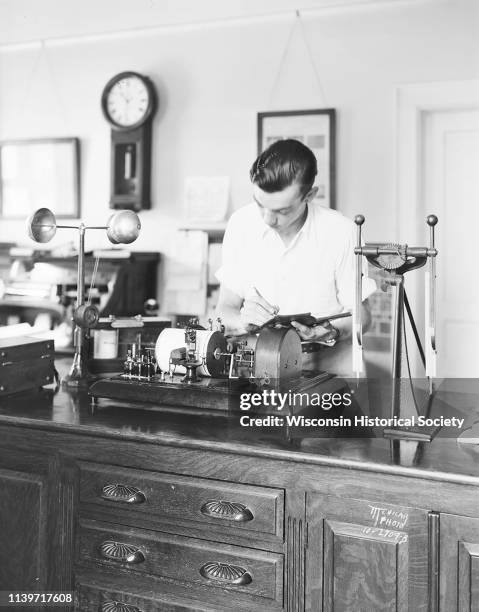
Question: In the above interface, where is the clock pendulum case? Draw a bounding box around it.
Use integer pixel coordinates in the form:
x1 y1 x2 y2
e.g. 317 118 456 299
101 71 157 211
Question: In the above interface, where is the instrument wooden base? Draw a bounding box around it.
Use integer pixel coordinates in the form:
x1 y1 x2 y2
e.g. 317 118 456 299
88 371 340 413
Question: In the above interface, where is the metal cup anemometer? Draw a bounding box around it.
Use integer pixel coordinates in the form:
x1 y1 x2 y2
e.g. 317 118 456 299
27 207 141 388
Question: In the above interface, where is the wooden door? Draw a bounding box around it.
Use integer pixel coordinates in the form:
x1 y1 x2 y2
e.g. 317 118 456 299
440 513 479 611
423 109 479 376
305 493 431 612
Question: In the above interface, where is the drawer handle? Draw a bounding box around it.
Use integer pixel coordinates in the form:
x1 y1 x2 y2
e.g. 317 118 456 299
101 602 142 612
102 483 146 504
200 500 254 522
199 561 252 585
99 540 145 564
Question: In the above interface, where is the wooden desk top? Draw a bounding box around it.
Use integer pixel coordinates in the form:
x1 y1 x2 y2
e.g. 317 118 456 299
0 371 477 485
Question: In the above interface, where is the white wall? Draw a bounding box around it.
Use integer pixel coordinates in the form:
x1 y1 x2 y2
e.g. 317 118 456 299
0 0 477 281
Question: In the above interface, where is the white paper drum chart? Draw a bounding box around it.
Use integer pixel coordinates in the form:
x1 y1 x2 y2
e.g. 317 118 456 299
155 328 227 377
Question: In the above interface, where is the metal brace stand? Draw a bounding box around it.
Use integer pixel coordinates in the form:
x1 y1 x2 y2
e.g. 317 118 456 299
354 215 439 441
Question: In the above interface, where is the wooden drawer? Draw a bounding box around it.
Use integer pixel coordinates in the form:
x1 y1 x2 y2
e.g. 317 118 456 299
79 461 284 539
75 574 280 611
77 519 284 607
75 581 212 611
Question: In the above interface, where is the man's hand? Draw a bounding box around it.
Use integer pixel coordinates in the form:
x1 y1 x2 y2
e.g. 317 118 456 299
240 288 278 331
290 320 339 343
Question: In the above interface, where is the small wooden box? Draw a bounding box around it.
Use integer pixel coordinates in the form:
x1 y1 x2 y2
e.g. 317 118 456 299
0 336 55 396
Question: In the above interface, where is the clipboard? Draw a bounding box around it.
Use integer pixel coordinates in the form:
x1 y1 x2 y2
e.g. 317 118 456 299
261 311 351 329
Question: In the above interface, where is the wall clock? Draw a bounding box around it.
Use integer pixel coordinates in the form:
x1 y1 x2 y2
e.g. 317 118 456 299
101 71 157 211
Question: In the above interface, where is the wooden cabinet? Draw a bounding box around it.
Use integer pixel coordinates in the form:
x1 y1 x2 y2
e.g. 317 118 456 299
440 514 479 611
0 412 477 612
305 493 430 612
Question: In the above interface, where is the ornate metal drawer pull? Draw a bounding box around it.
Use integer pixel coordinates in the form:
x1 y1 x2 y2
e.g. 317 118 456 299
101 602 142 612
102 483 146 504
199 562 252 585
200 500 254 522
99 540 145 564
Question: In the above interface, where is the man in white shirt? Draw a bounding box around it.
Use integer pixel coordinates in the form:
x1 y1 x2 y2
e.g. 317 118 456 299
216 139 374 371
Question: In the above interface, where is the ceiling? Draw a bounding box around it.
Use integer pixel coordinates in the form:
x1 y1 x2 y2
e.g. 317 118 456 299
0 0 434 46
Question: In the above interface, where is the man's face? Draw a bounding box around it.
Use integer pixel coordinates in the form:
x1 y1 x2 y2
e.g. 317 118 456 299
252 182 310 235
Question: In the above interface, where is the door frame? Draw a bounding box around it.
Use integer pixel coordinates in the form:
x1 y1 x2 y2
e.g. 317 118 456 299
395 79 479 375
396 79 479 243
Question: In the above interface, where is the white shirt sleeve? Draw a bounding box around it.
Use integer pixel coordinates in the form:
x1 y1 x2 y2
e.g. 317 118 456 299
335 225 376 310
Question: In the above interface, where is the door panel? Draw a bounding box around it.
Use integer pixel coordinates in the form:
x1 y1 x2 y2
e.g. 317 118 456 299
440 513 479 611
305 493 429 612
0 445 73 602
322 519 408 611
0 469 44 590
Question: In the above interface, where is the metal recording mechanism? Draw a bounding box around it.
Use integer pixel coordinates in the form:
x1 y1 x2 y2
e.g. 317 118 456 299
154 323 302 385
122 345 156 380
89 321 331 410
155 320 229 381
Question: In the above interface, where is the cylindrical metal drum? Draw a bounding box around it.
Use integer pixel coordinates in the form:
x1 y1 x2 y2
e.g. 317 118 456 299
254 328 302 384
155 328 227 377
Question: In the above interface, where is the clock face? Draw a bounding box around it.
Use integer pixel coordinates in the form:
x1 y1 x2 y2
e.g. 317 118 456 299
102 72 155 129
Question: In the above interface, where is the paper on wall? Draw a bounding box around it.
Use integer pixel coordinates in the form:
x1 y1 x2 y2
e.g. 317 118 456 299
164 230 208 314
165 231 208 291
184 176 229 224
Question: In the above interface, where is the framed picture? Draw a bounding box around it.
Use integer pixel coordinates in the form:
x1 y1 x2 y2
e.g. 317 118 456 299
0 137 80 218
257 109 336 208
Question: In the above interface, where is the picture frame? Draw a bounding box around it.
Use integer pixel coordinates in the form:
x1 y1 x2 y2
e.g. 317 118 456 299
0 137 80 218
257 109 336 209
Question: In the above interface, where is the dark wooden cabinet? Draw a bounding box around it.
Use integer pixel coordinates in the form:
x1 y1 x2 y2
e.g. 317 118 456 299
0 396 478 611
305 493 430 611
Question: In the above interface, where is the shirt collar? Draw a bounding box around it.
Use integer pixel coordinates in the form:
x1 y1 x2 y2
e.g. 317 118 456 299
260 203 311 246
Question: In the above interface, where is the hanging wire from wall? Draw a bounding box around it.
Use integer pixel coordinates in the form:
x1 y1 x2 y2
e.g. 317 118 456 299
19 41 45 120
267 9 328 109
18 39 69 131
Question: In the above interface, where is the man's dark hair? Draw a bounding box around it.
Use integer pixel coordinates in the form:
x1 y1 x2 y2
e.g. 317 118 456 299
250 139 317 196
